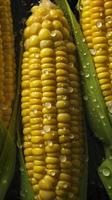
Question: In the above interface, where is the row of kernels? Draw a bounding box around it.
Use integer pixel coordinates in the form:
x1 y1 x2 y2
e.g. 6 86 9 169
21 51 33 182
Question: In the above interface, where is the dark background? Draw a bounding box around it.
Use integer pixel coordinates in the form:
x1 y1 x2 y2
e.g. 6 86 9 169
5 0 109 199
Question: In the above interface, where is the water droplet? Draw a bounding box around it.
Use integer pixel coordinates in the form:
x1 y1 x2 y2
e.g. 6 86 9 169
83 65 87 69
84 52 87 56
87 62 90 66
63 183 69 189
28 135 31 140
44 102 52 109
100 115 105 119
97 105 100 108
90 85 93 89
43 126 51 133
102 168 111 177
85 74 90 78
69 87 74 93
2 179 7 184
63 96 67 100
109 156 112 160
103 123 106 127
39 144 43 147
49 170 56 176
60 155 67 162
20 167 24 172
106 101 112 114
85 157 89 162
93 73 96 77
90 48 96 56
17 141 23 149
93 99 97 103
47 140 53 146
96 21 103 28
70 134 75 139
20 190 25 198
108 185 112 190
106 31 112 39
43 69 49 74
82 38 86 42
80 71 84 76
100 12 103 17
79 3 83 10
83 95 88 101
31 109 38 117
69 193 74 198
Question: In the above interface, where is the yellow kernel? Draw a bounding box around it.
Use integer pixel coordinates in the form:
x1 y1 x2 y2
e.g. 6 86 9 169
61 16 69 29
41 58 54 64
29 47 40 53
42 20 52 29
24 26 30 38
45 144 60 153
42 86 55 92
56 100 69 108
42 80 56 86
29 35 40 47
24 39 30 50
33 166 45 173
39 190 55 200
58 128 70 135
39 28 51 40
62 27 70 39
94 55 107 63
30 80 42 87
54 41 65 47
43 92 56 97
40 48 54 57
43 132 57 140
45 157 59 164
50 9 63 19
41 73 55 80
56 69 68 76
34 160 45 166
30 22 41 35
43 118 57 125
40 40 53 48
26 15 37 26
32 148 45 155
42 107 56 114
33 173 44 180
56 56 68 63
53 20 62 29
51 30 63 40
66 42 76 52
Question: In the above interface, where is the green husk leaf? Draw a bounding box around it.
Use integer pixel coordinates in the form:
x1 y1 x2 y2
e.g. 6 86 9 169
55 0 88 199
55 0 112 146
0 121 16 200
98 158 112 200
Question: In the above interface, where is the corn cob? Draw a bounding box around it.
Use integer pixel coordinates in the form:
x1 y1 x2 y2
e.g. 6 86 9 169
21 0 85 199
80 0 112 113
0 0 16 128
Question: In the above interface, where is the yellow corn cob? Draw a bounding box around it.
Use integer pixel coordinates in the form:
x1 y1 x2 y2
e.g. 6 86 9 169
0 0 15 128
80 0 112 112
21 0 85 199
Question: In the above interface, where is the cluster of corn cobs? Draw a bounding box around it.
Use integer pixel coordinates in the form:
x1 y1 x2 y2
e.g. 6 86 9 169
0 0 112 200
